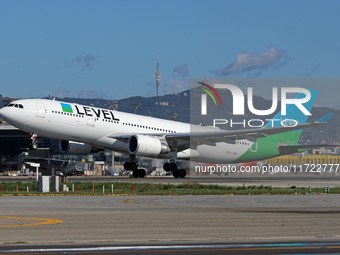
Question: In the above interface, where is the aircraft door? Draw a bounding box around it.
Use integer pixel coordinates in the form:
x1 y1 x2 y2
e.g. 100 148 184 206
250 142 257 152
36 103 45 118
86 116 95 126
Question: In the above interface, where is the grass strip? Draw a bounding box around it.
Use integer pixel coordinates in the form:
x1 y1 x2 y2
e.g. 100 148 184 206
0 182 338 195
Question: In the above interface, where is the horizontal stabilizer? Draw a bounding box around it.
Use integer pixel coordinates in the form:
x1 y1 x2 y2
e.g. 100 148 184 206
278 143 340 154
316 113 333 123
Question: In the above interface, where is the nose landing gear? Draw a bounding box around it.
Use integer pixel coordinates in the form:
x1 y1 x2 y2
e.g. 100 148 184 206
29 133 38 150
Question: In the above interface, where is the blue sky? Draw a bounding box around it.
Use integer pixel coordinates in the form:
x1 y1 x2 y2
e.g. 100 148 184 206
1 0 340 107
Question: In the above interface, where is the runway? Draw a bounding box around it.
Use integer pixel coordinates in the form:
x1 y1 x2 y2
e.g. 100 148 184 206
1 173 340 188
1 195 340 244
1 194 340 254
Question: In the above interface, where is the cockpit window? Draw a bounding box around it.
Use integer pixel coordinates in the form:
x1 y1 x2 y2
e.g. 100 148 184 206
6 103 23 109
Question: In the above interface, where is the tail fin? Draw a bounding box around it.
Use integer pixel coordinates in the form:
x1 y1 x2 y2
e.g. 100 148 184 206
264 89 318 143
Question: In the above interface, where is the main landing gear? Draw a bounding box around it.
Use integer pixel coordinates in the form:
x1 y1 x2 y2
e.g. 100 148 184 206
124 155 146 178
163 162 186 178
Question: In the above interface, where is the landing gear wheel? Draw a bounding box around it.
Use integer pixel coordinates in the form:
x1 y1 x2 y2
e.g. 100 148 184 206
163 162 171 172
130 162 138 170
124 161 138 171
133 170 139 178
124 162 131 170
138 169 146 178
133 169 146 178
179 169 186 178
29 142 38 150
172 170 180 178
170 162 177 171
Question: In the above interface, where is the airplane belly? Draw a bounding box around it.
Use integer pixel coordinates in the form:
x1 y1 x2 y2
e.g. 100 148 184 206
15 113 101 144
192 141 253 164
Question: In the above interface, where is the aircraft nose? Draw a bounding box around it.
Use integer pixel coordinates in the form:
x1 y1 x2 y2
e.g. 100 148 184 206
0 106 10 121
0 107 5 118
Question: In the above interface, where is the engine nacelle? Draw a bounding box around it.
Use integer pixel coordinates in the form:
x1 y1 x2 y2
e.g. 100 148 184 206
127 135 168 157
59 140 98 155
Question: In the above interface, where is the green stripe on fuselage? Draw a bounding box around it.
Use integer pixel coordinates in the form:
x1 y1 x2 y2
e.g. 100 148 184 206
232 131 302 163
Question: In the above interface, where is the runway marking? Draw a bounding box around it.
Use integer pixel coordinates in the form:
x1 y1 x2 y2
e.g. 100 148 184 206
0 216 62 228
123 198 222 210
229 208 340 214
123 198 340 213
3 243 340 254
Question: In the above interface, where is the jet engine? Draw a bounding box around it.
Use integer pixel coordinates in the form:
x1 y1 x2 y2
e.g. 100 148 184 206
127 135 168 157
59 140 99 155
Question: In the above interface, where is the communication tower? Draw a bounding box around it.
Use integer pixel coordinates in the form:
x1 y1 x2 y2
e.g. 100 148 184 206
155 52 161 96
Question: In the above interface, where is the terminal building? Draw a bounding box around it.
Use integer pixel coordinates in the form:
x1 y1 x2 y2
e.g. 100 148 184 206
265 154 340 165
0 120 129 176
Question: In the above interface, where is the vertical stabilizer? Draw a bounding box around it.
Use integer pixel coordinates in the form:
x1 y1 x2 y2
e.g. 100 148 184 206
264 89 318 142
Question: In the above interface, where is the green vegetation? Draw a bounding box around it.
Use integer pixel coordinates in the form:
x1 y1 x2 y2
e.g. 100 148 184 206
0 182 339 195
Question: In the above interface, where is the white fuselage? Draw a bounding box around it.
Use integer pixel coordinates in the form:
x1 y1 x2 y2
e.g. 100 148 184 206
0 99 254 163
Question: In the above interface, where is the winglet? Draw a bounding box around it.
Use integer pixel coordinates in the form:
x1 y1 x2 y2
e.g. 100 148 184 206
316 113 333 123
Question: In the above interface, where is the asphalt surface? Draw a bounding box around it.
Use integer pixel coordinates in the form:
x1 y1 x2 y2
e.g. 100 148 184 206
1 174 340 254
1 195 340 254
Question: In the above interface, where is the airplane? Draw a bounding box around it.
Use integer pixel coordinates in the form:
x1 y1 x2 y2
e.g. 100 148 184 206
0 88 336 178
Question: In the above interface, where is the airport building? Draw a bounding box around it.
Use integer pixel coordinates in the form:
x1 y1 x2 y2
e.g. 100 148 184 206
265 154 340 165
0 121 152 176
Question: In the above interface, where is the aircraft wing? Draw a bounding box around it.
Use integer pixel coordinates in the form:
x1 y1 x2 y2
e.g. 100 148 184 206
165 113 334 149
106 113 335 152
